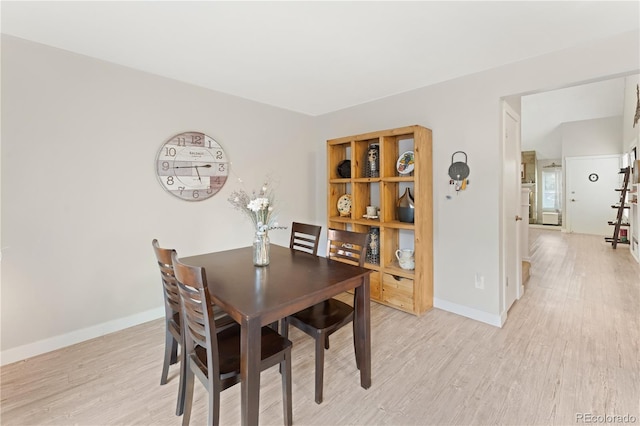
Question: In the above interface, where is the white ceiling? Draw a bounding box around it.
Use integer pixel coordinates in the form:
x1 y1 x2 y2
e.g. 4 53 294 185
522 77 628 159
2 1 639 116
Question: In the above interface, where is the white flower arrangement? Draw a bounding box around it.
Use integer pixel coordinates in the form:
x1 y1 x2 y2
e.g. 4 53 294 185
228 178 287 233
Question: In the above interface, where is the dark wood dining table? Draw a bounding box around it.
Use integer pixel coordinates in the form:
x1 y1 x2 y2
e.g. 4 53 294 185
181 244 372 426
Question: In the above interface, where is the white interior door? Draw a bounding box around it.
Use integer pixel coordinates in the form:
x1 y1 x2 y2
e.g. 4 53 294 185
502 102 521 315
565 155 621 236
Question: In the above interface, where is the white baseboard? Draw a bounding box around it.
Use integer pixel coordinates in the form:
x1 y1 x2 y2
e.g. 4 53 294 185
1 306 164 366
434 297 504 328
3 299 505 365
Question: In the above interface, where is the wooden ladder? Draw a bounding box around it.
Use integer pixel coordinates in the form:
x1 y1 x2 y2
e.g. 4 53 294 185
605 166 631 248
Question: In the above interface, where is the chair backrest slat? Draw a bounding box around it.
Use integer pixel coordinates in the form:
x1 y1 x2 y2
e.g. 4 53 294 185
326 229 368 267
180 288 208 348
172 252 221 378
290 222 322 255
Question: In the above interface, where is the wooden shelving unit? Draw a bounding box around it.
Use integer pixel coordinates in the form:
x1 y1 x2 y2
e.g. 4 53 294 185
326 125 433 315
606 167 631 248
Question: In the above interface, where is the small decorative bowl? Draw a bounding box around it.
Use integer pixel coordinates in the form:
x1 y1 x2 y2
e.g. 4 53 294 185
337 160 351 178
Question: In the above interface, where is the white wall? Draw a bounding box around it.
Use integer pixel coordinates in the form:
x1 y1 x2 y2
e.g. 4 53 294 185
314 29 640 325
561 116 623 158
2 29 639 364
0 36 316 363
622 74 640 152
559 115 623 231
521 78 626 160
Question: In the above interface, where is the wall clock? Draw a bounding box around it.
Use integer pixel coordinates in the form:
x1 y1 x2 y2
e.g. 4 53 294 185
156 131 229 201
337 194 352 217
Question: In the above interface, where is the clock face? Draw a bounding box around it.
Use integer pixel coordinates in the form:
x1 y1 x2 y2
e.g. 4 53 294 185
337 194 352 216
156 132 229 201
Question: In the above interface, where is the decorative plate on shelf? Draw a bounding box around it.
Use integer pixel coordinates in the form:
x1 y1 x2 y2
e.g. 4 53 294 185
396 151 415 175
337 160 351 178
337 194 352 217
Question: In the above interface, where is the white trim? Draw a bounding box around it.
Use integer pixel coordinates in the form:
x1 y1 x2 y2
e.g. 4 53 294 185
434 297 504 328
501 101 523 315
0 306 164 366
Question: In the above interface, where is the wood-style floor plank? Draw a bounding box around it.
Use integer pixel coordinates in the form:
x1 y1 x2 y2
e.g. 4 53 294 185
2 229 638 425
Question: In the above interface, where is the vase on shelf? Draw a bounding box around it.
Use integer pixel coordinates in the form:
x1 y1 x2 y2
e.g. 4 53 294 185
366 227 380 265
253 231 270 266
365 144 380 178
397 187 415 223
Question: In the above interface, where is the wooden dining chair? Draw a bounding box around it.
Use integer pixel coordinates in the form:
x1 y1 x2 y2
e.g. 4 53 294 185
281 228 368 404
172 252 293 426
274 222 323 334
289 222 322 255
152 239 234 416
152 239 183 390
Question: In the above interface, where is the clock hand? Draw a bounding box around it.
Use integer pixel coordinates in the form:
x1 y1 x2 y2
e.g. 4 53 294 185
173 164 212 169
195 165 202 182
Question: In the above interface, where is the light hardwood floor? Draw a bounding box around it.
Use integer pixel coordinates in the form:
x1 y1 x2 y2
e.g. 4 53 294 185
2 229 639 425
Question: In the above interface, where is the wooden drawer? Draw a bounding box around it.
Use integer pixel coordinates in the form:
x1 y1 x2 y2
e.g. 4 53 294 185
382 273 414 312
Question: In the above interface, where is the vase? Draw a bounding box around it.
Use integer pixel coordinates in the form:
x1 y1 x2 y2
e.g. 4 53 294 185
253 231 270 266
395 249 415 270
366 227 380 265
365 144 380 178
397 187 415 223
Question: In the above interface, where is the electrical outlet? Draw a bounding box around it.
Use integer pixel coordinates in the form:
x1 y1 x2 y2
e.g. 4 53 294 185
475 273 485 289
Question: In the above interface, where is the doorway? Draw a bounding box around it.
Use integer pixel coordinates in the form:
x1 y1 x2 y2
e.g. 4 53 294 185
501 74 636 325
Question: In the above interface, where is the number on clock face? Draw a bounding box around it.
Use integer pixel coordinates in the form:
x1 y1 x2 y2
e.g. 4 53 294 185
156 132 230 201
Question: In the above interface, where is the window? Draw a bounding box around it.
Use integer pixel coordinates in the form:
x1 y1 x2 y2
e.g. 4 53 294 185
542 169 562 211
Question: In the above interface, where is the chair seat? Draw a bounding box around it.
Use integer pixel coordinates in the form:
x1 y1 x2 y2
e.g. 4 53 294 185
289 298 353 331
192 324 293 378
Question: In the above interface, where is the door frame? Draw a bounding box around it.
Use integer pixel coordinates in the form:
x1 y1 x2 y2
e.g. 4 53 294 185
500 101 523 323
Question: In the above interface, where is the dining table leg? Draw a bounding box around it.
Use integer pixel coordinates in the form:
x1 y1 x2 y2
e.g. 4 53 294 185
355 274 371 389
241 317 262 426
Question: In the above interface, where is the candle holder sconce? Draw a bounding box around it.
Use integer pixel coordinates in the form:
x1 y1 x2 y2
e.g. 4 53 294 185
448 151 470 193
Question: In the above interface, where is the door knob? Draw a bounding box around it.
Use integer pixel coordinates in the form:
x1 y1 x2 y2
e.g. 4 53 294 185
515 215 523 221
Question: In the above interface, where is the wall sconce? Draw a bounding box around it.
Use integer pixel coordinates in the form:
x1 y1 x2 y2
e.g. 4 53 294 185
448 151 470 193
